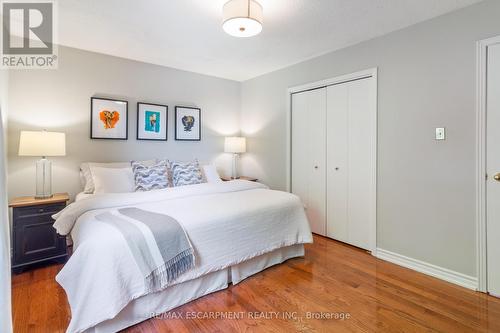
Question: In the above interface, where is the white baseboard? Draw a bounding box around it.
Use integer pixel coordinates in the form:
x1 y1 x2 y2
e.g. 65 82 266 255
376 248 478 290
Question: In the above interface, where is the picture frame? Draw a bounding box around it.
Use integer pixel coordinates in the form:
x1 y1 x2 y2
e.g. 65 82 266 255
175 106 201 141
136 102 168 141
90 97 128 140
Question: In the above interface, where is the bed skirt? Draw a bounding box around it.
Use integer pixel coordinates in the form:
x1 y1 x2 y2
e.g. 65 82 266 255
87 244 305 332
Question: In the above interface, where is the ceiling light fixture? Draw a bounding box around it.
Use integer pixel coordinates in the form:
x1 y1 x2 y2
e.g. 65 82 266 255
223 0 263 38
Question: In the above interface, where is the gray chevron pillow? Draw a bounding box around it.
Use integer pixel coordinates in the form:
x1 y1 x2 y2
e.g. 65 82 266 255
131 160 169 191
169 160 204 187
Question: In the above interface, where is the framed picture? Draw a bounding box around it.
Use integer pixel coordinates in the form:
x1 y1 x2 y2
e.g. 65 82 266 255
137 102 168 141
90 97 128 140
175 106 201 141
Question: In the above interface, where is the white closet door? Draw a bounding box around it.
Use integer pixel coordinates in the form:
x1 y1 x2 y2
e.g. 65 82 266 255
487 43 500 296
291 88 327 235
326 83 349 243
327 78 375 250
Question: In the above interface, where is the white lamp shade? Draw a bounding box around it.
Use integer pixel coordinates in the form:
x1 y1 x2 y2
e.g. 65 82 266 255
18 131 66 157
223 0 263 37
224 137 246 153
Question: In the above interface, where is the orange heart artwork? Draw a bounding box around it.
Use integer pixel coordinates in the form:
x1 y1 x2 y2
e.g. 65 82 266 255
99 110 120 129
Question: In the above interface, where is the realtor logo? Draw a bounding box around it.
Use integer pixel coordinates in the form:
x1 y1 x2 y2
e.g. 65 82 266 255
1 0 58 68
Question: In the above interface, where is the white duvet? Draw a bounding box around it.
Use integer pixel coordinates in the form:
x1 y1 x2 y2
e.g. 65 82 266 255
53 180 313 333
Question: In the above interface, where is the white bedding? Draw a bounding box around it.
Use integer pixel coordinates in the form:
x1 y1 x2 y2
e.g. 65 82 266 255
54 181 313 333
75 192 93 201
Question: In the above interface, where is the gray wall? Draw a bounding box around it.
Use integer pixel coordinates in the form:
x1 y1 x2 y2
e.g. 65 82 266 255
7 46 241 200
240 0 500 277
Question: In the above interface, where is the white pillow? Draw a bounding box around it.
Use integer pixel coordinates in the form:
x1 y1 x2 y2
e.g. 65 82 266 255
80 160 155 193
202 164 222 183
90 166 135 194
79 171 86 188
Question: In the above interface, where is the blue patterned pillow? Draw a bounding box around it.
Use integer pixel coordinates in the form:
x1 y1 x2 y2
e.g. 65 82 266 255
169 160 204 187
131 160 169 191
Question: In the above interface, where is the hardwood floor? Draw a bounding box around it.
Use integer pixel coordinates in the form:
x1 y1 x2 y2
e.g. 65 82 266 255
12 235 500 332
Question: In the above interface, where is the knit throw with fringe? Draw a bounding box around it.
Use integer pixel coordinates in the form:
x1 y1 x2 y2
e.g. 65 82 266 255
96 207 195 292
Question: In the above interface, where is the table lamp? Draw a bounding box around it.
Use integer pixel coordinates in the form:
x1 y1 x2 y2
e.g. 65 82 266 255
224 136 246 179
18 130 66 199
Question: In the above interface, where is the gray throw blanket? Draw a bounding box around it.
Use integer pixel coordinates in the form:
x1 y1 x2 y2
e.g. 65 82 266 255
95 207 195 292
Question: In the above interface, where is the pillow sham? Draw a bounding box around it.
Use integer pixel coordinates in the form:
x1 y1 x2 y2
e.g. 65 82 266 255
131 160 169 191
80 160 155 193
169 160 204 187
91 166 135 194
79 171 86 189
202 164 222 183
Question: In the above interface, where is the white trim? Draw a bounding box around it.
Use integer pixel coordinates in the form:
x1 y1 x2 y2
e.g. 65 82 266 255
287 68 377 94
377 248 478 290
285 89 292 193
476 35 500 293
285 68 378 254
370 69 378 257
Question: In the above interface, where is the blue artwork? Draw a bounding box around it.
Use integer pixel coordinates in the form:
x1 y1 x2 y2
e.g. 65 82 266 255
145 111 160 133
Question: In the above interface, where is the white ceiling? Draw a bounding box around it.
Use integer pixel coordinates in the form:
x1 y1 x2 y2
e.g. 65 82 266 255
58 0 482 81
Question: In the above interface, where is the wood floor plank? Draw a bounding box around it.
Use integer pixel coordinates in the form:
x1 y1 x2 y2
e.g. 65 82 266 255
11 235 500 332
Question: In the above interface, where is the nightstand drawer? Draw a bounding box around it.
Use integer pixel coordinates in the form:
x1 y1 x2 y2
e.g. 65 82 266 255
13 212 59 229
14 204 65 219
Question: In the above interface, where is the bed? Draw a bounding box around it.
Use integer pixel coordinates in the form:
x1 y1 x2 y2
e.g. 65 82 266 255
53 180 313 333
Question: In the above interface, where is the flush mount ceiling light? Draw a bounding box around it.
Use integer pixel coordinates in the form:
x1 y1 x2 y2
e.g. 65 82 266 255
223 0 263 38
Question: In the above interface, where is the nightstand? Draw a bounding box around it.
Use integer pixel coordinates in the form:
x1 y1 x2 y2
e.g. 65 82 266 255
221 176 258 182
9 193 69 273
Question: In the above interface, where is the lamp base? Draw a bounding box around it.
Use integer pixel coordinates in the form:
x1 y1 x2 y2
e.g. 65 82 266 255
35 158 52 199
231 153 240 179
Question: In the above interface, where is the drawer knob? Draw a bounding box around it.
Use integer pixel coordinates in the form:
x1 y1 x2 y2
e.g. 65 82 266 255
38 208 44 213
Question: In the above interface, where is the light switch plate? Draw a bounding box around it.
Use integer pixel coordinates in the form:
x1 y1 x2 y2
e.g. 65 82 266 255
435 127 446 140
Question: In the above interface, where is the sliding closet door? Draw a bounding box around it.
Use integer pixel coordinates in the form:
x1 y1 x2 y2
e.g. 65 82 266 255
327 78 375 250
326 84 349 243
291 88 327 235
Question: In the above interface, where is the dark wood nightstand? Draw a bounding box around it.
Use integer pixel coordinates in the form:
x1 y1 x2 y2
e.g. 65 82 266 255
9 193 69 273
220 176 258 182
